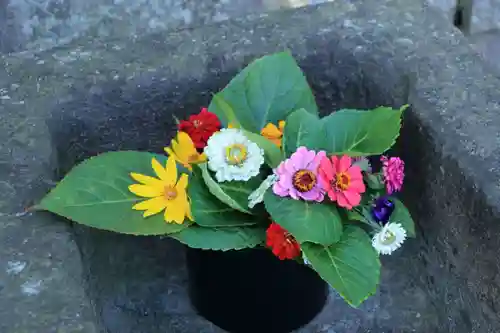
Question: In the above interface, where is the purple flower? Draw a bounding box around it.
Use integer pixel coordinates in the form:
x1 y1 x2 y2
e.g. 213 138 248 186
371 196 395 224
273 146 325 202
381 156 405 194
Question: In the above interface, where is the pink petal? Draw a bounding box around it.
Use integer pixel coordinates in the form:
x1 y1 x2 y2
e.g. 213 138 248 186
276 161 286 174
336 192 352 209
299 189 319 201
310 150 326 169
319 157 334 180
318 173 331 192
273 182 288 197
327 189 338 202
289 188 300 200
284 158 297 174
347 165 363 180
330 156 341 174
314 190 325 202
343 190 361 208
349 179 366 193
338 155 352 173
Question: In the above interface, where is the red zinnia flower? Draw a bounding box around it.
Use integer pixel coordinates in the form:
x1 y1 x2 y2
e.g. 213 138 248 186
178 107 221 149
266 222 301 260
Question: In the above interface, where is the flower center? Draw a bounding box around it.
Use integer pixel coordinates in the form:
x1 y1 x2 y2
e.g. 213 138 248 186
381 230 396 245
225 143 248 166
193 120 202 128
164 186 178 200
292 169 316 192
334 172 351 191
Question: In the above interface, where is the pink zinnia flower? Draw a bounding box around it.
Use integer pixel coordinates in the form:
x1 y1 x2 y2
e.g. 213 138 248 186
318 155 366 209
273 147 326 202
381 156 405 194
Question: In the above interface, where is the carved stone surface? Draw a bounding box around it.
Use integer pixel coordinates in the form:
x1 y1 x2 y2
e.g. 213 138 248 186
2 0 500 332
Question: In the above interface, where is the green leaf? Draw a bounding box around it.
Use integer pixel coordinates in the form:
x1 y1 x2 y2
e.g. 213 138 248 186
208 51 318 133
364 173 385 190
264 191 343 245
283 108 322 156
35 151 191 235
242 130 284 168
212 94 241 128
169 225 265 251
198 163 253 214
344 208 366 223
188 168 259 227
389 198 416 237
302 226 381 307
352 157 371 172
319 106 404 156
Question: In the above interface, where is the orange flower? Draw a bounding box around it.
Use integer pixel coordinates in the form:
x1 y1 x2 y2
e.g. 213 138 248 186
261 121 285 148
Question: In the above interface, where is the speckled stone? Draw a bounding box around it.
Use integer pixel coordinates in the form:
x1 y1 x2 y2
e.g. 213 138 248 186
2 0 500 332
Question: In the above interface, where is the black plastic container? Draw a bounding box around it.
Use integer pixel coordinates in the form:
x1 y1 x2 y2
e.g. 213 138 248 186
186 247 329 333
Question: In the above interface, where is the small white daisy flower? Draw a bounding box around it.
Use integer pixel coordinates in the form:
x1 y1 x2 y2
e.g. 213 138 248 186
248 173 278 208
204 128 264 182
371 223 407 255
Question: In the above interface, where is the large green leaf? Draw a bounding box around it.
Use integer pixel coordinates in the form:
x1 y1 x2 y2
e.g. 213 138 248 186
319 106 405 156
188 168 259 227
389 197 416 238
35 151 190 235
169 225 265 251
212 94 241 128
302 226 381 307
264 191 343 245
208 52 318 133
282 108 323 156
198 163 254 214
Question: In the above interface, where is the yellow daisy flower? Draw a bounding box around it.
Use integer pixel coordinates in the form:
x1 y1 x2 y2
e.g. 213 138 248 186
261 120 285 148
164 131 206 171
129 157 193 224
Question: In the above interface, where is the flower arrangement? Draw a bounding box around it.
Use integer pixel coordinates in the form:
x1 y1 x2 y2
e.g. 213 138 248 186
35 52 415 307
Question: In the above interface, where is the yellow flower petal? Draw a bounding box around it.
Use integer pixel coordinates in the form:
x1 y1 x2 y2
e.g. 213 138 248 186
151 158 170 182
186 203 193 221
261 123 281 139
165 132 205 170
129 184 163 198
164 200 186 224
164 156 178 186
176 173 189 190
130 172 163 187
132 197 167 217
261 121 285 148
278 120 285 132
164 147 175 156
163 183 190 224
177 132 197 154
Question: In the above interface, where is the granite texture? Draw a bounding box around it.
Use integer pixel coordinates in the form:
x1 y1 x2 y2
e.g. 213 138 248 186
2 0 500 332
0 0 335 55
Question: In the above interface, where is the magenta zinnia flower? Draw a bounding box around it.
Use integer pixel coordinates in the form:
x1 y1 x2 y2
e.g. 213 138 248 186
318 155 366 209
273 147 326 202
381 156 405 194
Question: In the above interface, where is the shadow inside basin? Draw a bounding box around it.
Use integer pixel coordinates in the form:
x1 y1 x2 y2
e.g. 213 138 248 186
46 54 441 333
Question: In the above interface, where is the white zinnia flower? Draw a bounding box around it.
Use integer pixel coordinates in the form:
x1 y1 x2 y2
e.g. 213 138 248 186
204 128 264 182
371 223 407 255
248 173 278 208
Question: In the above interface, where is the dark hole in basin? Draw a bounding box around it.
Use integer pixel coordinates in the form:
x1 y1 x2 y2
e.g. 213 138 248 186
45 51 445 332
